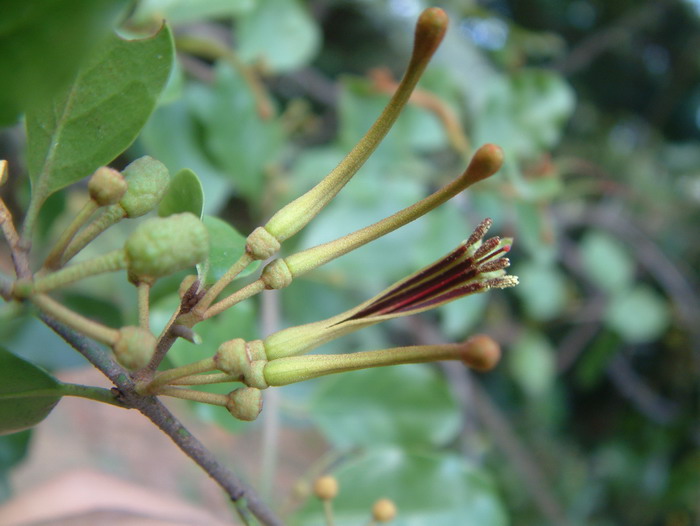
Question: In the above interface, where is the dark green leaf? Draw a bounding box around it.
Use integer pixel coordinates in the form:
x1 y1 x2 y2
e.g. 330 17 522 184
294 448 508 526
25 24 174 209
0 0 128 125
310 365 461 448
199 216 259 286
0 347 63 435
158 168 204 218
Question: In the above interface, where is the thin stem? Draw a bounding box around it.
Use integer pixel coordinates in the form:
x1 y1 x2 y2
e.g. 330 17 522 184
147 357 217 392
43 315 284 526
170 372 240 385
203 279 266 320
43 200 99 270
197 252 254 313
0 197 31 278
60 205 125 266
157 386 229 406
33 294 119 345
260 289 281 501
138 281 151 330
323 500 336 526
33 249 128 293
56 382 126 408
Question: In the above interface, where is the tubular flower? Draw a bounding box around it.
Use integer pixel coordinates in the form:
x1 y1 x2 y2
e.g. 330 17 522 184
263 218 518 360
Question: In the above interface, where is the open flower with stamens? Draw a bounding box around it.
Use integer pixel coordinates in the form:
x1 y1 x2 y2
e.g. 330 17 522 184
263 218 518 360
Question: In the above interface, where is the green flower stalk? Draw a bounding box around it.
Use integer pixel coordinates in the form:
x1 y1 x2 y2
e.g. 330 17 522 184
263 218 518 360
263 335 502 387
245 7 449 260
260 144 503 290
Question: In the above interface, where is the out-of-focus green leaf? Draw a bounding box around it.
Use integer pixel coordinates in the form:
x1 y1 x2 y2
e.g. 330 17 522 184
0 0 128 125
237 0 320 73
509 329 556 397
475 69 575 158
158 168 204 218
513 200 557 262
0 429 31 500
606 285 670 343
199 215 259 286
0 347 63 435
580 231 635 293
140 98 232 214
294 447 508 526
25 25 174 210
132 0 255 25
513 261 568 321
310 365 461 448
189 63 284 203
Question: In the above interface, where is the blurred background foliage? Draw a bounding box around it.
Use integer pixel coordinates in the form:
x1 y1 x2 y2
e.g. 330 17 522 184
1 0 699 525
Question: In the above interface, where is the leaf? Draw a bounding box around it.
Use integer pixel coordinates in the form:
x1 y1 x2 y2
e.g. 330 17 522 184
237 0 320 73
0 0 129 125
199 216 260 286
294 448 508 526
158 168 205 218
605 285 670 343
0 347 63 435
132 0 255 25
513 261 568 321
309 365 461 449
25 24 174 210
509 329 556 397
579 230 635 293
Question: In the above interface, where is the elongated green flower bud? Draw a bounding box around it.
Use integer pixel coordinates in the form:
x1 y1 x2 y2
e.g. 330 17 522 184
119 156 170 218
247 8 449 258
263 219 517 359
263 336 501 386
260 144 503 289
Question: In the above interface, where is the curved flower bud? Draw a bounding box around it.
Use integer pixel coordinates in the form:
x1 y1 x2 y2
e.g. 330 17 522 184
248 8 449 256
263 219 517 359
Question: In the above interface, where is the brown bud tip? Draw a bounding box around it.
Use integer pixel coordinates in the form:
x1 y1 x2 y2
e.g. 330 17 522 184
459 334 501 372
372 498 398 522
413 8 449 61
465 144 504 184
313 475 339 501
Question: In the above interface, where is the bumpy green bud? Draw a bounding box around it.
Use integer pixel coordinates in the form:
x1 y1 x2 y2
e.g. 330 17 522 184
88 167 127 206
113 326 156 370
119 156 170 218
125 213 209 281
226 387 263 421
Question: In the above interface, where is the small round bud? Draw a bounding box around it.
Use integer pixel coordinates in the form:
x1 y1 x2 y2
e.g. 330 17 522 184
460 334 501 372
119 156 170 218
246 226 281 260
226 387 263 421
88 167 127 206
124 213 209 281
313 476 339 501
113 326 156 370
465 144 504 184
372 498 397 522
261 259 293 290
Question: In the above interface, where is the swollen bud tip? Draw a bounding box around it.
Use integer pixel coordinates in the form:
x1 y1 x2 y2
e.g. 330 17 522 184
372 498 398 523
413 8 449 60
313 476 339 500
460 334 501 372
89 167 127 206
113 326 156 370
465 143 504 184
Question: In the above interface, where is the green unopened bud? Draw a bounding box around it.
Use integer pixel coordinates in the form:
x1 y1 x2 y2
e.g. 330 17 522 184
125 213 209 282
0 160 7 186
119 156 170 218
246 226 281 260
226 387 263 421
113 326 156 370
88 167 127 206
214 339 268 388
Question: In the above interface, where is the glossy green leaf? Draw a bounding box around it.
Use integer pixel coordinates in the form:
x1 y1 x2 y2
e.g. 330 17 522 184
580 231 635 293
310 365 461 448
237 0 320 73
199 216 259 286
513 261 568 321
0 347 63 435
132 0 255 25
294 448 508 526
509 329 556 397
189 63 284 203
0 0 128 125
158 168 204 218
25 24 174 210
606 285 670 343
